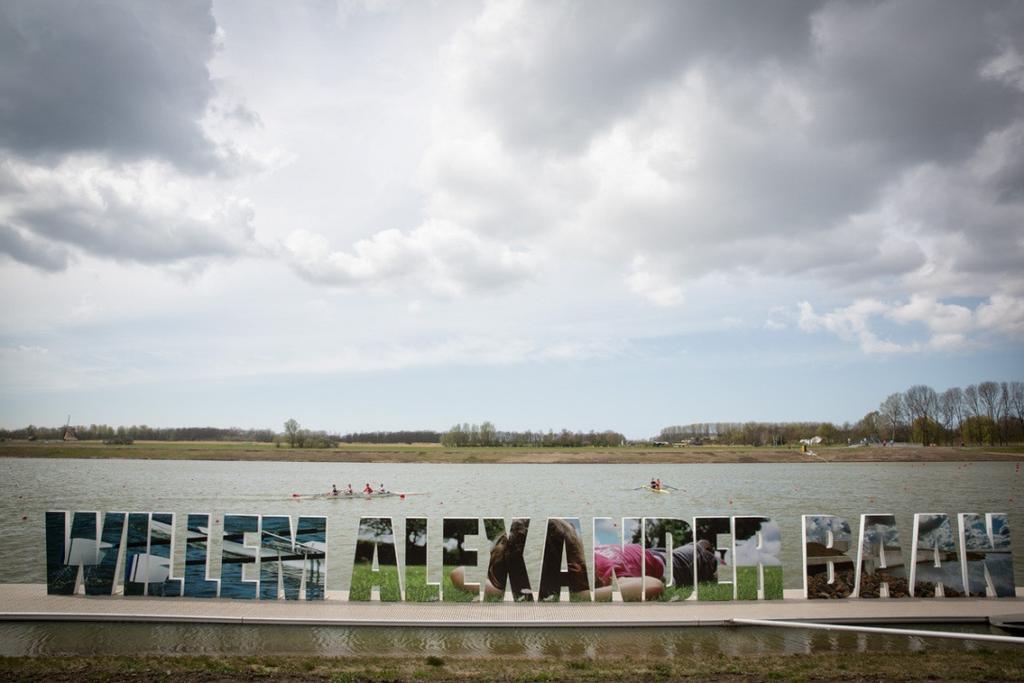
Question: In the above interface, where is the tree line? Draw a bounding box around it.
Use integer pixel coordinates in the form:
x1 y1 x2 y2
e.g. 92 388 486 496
280 421 443 448
876 381 1024 446
338 431 441 444
0 420 442 448
657 421 846 447
0 424 277 442
439 422 626 447
658 380 1024 447
4 380 1020 448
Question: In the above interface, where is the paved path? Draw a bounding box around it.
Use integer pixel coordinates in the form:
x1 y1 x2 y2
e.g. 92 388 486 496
2 585 1022 627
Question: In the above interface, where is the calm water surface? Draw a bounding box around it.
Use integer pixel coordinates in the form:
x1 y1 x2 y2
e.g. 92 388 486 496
0 622 1017 657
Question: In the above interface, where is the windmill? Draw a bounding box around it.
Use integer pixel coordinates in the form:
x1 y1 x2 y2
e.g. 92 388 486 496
62 414 78 441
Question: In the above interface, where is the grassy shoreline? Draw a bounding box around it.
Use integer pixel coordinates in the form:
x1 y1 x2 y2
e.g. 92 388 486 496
2 440 1022 464
3 651 1024 682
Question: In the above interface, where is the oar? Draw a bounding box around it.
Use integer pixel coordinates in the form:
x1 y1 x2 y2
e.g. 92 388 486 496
380 491 428 500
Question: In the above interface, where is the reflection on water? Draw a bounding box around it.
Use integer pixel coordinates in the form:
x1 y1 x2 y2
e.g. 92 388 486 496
0 622 1017 658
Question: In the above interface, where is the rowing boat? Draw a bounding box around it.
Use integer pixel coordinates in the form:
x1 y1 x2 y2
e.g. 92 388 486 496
291 491 408 500
643 486 671 494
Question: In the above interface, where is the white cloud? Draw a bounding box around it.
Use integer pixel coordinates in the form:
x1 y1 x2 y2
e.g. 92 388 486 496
283 219 538 297
0 0 222 171
2 0 1023 429
0 222 71 272
799 293 1024 353
4 1 1022 309
415 1 1024 311
981 44 1024 91
976 294 1024 337
0 156 259 269
888 296 974 335
799 299 918 354
625 255 684 307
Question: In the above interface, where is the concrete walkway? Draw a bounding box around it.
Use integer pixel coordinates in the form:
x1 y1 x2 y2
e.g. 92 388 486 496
2 585 1022 627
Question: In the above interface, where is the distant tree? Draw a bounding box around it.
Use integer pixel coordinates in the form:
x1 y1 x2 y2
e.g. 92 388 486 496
340 431 441 444
978 381 1000 424
440 423 625 448
284 418 300 447
963 384 982 443
295 430 337 448
816 422 838 445
999 382 1012 445
440 424 462 447
879 393 906 442
937 389 958 444
911 416 942 447
963 384 981 416
963 415 997 446
905 385 938 445
938 387 962 445
852 411 881 442
976 381 1000 444
479 421 496 447
1010 382 1024 441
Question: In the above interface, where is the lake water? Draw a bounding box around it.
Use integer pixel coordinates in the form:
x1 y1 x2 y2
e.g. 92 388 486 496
0 622 1016 657
2 457 1021 588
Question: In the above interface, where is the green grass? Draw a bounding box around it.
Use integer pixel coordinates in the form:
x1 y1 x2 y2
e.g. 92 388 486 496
655 567 783 602
656 585 694 601
696 579 735 601
981 445 1024 454
736 565 785 601
403 565 439 602
350 564 480 602
348 561 401 602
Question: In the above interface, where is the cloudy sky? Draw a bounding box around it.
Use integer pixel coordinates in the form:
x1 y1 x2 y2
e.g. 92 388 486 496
1 0 1022 437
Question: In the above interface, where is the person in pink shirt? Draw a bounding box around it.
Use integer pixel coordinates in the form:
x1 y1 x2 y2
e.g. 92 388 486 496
593 543 665 601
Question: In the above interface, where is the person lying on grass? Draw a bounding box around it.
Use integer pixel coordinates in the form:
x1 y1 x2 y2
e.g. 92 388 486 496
450 519 534 601
449 522 717 601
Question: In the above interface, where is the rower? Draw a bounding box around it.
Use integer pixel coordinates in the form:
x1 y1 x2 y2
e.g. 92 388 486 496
650 478 658 490
346 484 354 495
363 483 373 494
331 484 339 496
378 483 386 494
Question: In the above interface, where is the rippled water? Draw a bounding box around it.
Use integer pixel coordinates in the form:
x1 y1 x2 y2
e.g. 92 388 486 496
2 457 1021 588
0 622 1017 658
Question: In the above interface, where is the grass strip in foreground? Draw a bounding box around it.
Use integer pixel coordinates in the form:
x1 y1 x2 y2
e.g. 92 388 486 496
2 651 1024 682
